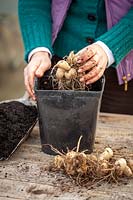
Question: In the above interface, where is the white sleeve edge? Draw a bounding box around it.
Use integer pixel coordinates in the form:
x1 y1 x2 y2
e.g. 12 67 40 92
95 41 115 67
28 47 52 62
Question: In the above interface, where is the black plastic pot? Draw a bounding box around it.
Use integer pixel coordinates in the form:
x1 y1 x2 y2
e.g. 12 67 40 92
35 74 105 155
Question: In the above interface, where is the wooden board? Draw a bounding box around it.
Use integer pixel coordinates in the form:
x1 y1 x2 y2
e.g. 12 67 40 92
0 113 133 200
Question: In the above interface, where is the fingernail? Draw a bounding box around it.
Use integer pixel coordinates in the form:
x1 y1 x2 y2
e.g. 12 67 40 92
36 71 42 77
32 96 36 101
35 71 39 75
36 70 41 75
86 81 90 85
78 69 82 72
80 77 84 82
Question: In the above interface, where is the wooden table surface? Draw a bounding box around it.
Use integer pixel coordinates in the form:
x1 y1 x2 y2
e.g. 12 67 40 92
0 113 133 200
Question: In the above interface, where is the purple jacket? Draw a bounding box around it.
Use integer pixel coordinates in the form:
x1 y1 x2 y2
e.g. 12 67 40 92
51 0 133 85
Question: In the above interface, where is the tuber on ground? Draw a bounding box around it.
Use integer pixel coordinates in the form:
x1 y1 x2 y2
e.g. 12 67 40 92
99 147 113 161
127 159 133 171
51 136 133 185
115 158 133 177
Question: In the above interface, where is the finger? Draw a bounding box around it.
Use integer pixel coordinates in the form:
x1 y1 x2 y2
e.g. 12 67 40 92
24 67 34 98
85 61 106 84
86 68 105 85
80 60 105 82
80 66 100 82
35 59 51 77
78 59 97 73
76 47 96 64
27 63 39 96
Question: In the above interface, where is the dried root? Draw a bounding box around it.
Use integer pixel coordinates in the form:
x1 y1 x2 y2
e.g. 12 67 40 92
48 51 91 91
51 136 133 186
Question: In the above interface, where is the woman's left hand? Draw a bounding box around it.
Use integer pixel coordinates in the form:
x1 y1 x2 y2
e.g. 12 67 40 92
76 44 108 84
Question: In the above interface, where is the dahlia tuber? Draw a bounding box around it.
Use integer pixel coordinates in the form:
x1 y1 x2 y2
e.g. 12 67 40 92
55 60 71 71
115 158 132 177
56 68 65 80
99 147 113 161
64 68 77 80
123 166 133 177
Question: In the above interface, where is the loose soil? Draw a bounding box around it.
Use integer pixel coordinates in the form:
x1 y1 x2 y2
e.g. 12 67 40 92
0 101 37 160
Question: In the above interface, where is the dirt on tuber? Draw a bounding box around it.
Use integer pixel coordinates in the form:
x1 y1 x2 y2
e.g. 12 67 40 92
50 136 133 186
48 51 91 91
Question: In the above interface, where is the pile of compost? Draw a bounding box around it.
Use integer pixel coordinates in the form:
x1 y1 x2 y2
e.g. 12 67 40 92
0 101 37 160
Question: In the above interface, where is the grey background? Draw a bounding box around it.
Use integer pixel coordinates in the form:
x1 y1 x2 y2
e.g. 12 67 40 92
0 0 17 14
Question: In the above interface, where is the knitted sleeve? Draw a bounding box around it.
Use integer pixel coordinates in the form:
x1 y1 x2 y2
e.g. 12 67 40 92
96 7 133 68
18 0 52 62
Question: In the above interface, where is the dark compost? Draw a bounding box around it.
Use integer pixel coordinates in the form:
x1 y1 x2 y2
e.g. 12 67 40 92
0 101 37 160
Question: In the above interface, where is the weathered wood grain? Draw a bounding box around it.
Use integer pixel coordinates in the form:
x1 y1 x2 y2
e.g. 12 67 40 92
0 178 132 200
0 113 133 200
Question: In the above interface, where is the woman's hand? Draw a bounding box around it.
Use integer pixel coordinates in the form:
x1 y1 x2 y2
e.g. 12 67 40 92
24 51 51 100
76 44 108 84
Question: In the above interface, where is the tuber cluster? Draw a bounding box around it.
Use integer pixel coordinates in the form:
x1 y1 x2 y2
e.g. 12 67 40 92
52 137 133 185
50 51 91 91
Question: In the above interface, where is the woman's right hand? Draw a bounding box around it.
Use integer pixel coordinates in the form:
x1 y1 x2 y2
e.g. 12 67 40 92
24 51 51 100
